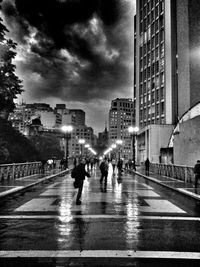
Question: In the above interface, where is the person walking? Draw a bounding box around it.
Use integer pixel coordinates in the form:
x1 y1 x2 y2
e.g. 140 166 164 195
99 158 109 186
194 160 200 191
73 157 77 167
73 158 90 205
111 158 116 174
145 158 150 176
117 159 123 175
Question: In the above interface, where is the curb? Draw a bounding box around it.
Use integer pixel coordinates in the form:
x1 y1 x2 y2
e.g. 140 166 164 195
0 169 70 199
135 171 200 202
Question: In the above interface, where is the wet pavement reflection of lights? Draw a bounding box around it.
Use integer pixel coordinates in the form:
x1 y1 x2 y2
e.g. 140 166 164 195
57 186 73 246
125 199 140 248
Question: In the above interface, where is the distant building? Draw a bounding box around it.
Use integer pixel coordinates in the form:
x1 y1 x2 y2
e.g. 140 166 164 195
98 126 109 148
69 109 85 126
35 110 62 129
69 125 94 157
109 98 135 160
9 102 95 159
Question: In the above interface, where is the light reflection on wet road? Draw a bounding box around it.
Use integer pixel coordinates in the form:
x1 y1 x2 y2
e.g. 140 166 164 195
0 165 200 266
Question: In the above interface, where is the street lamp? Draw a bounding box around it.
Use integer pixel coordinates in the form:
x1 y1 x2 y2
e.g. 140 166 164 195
78 138 86 157
61 125 73 169
116 139 123 160
128 126 139 171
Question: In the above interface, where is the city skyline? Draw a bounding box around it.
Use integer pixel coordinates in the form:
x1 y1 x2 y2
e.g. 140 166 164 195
1 0 135 134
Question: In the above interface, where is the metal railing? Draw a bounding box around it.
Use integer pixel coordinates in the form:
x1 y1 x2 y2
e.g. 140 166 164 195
149 163 194 183
0 162 42 181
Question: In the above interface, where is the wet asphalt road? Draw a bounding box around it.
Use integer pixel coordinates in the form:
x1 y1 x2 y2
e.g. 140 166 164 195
0 165 200 266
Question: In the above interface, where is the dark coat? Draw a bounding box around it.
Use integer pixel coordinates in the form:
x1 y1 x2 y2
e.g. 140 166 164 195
72 163 90 180
99 161 109 173
194 163 200 175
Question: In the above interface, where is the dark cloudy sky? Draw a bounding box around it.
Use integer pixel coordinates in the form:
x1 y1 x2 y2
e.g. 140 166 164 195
1 0 135 134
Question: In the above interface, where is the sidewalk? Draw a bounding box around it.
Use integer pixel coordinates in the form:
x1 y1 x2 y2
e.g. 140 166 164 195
136 167 200 202
0 168 69 199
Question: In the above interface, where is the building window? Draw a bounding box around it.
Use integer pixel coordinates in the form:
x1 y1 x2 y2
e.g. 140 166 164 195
161 102 164 114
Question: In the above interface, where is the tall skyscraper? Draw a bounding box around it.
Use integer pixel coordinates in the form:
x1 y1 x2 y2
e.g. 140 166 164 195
134 0 200 163
109 98 134 160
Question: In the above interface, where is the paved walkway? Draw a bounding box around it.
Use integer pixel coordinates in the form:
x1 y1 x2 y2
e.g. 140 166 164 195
0 165 200 202
136 167 200 202
0 168 68 198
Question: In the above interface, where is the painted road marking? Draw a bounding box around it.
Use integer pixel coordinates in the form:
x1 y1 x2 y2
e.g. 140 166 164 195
0 250 200 259
0 215 199 220
14 196 186 213
15 198 58 212
140 199 186 213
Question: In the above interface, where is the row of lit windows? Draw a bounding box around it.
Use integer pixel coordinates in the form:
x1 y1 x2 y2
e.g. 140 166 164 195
140 0 164 14
140 116 165 127
139 102 165 120
140 60 164 83
140 74 164 93
140 87 164 105
140 2 164 27
140 10 164 34
112 102 134 108
140 22 164 49
140 43 164 65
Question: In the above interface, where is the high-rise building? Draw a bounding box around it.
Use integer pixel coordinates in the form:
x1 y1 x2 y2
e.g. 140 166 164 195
109 98 134 160
134 0 200 163
69 109 85 126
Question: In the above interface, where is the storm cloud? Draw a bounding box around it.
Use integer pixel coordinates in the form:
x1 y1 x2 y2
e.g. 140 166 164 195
1 0 135 132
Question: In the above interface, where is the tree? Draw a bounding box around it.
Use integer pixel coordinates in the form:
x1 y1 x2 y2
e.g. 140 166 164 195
0 16 23 118
30 134 63 161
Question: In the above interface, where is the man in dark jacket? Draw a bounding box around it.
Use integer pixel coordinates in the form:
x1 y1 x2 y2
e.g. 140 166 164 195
194 160 200 190
99 158 109 186
73 158 90 205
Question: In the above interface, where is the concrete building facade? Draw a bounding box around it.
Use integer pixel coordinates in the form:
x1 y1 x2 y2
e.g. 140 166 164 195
134 0 200 164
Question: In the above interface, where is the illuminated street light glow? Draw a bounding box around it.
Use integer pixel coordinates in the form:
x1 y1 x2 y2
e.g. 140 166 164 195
78 139 86 144
116 139 123 145
111 144 117 149
85 144 90 148
128 126 139 171
128 126 139 134
61 125 73 133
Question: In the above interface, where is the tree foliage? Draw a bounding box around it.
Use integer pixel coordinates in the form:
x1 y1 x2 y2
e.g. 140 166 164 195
30 134 63 161
0 16 23 114
0 118 41 164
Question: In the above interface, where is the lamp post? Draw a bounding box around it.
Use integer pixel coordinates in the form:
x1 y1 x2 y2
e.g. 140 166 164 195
116 139 123 160
61 125 73 169
78 139 86 158
128 126 139 171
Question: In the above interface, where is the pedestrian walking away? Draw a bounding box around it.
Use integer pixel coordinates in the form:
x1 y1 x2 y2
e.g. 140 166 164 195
111 158 116 174
194 160 200 191
145 158 150 176
99 158 109 186
71 158 90 205
117 159 123 175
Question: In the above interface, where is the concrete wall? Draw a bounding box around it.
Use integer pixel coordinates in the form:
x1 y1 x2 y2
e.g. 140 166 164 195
149 125 173 162
137 124 173 164
173 116 200 166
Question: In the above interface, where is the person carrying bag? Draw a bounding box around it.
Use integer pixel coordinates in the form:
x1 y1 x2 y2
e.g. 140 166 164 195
71 158 90 205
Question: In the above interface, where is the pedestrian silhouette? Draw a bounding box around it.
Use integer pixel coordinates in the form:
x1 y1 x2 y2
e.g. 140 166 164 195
145 158 150 176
